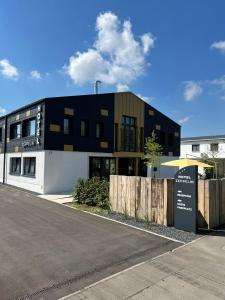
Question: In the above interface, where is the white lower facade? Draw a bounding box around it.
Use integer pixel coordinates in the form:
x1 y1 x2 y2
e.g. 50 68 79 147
0 151 113 194
147 156 179 179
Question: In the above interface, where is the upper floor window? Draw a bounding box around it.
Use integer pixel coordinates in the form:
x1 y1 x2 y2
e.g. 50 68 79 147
81 120 89 137
210 143 218 152
10 122 21 140
121 116 136 152
168 133 174 147
96 122 104 138
0 127 2 142
64 118 72 135
22 118 36 137
192 144 200 152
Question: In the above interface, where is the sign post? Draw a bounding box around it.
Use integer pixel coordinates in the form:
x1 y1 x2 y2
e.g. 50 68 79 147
174 166 198 233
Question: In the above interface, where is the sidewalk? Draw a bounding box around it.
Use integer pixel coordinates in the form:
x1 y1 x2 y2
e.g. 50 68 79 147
38 193 73 204
60 232 225 300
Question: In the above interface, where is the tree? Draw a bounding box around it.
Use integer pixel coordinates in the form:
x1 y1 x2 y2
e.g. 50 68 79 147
143 130 163 177
201 146 222 179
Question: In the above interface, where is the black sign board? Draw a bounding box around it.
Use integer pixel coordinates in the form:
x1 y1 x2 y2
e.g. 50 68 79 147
174 166 198 233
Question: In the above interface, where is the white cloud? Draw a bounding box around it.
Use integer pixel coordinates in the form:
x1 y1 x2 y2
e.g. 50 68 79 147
0 106 6 116
116 83 129 92
210 40 225 54
30 70 42 79
0 59 19 79
137 93 151 102
209 75 225 90
65 12 155 89
178 116 190 124
183 81 202 101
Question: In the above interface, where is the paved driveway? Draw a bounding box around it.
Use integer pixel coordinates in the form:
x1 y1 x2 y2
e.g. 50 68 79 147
0 185 180 300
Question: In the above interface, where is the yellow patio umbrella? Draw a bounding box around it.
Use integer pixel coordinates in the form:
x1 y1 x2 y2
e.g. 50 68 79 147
161 158 213 168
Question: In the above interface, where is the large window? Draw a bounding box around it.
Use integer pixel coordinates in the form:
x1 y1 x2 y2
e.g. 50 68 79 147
23 157 36 177
81 120 89 137
10 157 21 175
10 122 21 140
22 118 36 137
89 157 115 179
96 122 104 138
121 116 136 152
210 143 218 152
64 118 72 135
192 144 200 152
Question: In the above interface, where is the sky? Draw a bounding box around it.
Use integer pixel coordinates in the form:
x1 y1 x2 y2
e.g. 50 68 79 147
0 0 225 137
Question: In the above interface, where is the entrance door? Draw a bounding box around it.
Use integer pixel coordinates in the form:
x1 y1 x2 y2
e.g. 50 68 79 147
118 158 135 176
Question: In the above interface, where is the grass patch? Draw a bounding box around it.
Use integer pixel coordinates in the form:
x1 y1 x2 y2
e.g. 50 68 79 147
72 202 109 215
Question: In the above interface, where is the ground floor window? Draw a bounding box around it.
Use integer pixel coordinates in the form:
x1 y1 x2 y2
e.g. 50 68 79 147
23 157 36 177
89 157 115 179
10 157 21 175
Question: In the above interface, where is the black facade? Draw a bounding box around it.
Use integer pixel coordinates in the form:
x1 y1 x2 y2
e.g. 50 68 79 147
0 92 180 157
44 94 115 153
144 103 180 157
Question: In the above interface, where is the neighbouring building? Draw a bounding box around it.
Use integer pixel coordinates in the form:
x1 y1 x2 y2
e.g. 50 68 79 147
0 92 180 194
181 135 225 178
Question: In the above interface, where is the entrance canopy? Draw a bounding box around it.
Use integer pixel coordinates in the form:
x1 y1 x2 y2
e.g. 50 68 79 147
161 158 213 168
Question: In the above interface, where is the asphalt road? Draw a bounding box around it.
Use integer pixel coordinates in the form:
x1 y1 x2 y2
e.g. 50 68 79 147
0 184 180 300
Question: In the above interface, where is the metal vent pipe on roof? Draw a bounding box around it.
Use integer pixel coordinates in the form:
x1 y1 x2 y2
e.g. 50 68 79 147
94 80 102 94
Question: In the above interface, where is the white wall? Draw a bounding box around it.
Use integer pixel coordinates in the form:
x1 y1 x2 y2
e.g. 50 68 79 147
181 140 225 159
147 156 179 179
4 151 45 194
0 153 4 183
43 151 113 194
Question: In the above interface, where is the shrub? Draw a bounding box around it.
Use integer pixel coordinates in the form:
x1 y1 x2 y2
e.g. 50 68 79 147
72 177 110 210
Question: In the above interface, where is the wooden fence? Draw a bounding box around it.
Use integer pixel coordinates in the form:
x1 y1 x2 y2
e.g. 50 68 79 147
109 175 225 229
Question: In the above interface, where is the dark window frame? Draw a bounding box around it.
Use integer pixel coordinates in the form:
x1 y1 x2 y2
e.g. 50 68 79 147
89 157 116 179
63 117 73 135
10 122 21 140
192 144 200 152
80 120 89 137
96 122 104 139
10 157 21 175
120 115 136 152
210 143 218 152
23 157 36 177
22 118 36 138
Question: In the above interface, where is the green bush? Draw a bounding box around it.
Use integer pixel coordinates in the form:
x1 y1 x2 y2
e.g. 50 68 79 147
72 177 110 210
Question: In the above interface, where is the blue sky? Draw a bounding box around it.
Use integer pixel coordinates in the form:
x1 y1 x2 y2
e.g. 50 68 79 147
0 0 225 137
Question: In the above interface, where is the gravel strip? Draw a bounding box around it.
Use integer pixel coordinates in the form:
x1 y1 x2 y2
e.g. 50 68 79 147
64 203 202 244
99 211 202 244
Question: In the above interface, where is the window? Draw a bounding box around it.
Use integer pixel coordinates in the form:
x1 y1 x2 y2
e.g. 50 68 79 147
0 127 2 142
10 157 21 175
211 143 218 152
10 122 21 139
64 118 72 135
22 118 36 137
96 122 104 138
89 157 115 179
81 120 89 137
121 116 136 152
23 157 36 177
192 144 200 152
168 133 174 147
